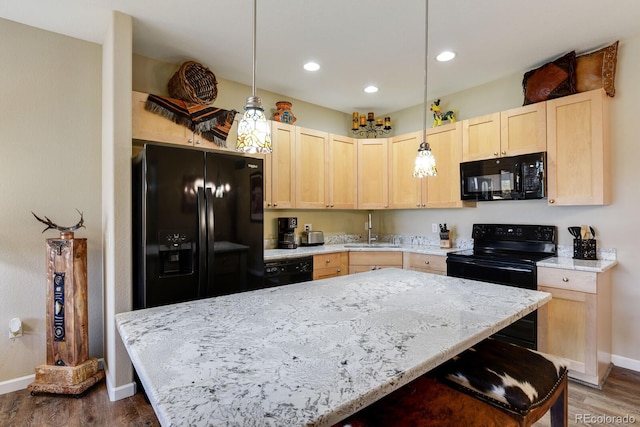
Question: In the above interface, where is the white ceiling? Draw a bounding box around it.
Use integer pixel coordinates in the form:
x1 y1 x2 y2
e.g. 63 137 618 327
2 0 640 114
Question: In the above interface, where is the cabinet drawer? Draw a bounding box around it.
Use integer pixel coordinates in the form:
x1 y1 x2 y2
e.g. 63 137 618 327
406 253 446 274
314 253 342 269
538 267 597 294
349 251 403 267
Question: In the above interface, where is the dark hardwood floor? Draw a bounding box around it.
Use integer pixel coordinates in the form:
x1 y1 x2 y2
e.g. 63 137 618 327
1 366 638 426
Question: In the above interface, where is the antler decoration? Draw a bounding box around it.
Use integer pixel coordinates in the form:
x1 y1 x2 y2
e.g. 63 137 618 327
32 209 85 233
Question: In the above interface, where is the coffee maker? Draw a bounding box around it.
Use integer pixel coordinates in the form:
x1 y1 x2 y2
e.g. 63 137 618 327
277 217 298 249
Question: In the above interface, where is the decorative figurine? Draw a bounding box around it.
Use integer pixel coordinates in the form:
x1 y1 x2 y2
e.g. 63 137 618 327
431 99 456 127
274 101 297 124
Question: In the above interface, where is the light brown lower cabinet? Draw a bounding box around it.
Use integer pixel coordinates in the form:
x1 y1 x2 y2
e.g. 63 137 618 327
348 251 403 274
403 252 446 275
313 252 349 280
537 266 612 387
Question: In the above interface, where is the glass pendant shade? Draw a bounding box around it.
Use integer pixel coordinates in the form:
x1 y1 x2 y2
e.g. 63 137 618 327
413 143 437 177
237 97 272 153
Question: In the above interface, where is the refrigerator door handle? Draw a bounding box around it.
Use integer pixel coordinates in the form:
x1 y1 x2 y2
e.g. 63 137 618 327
197 186 207 297
205 187 215 297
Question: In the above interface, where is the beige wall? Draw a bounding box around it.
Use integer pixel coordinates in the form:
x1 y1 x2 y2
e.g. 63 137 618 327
386 35 640 366
0 18 103 385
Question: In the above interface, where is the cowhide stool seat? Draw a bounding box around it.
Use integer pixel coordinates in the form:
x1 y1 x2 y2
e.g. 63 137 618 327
333 338 568 427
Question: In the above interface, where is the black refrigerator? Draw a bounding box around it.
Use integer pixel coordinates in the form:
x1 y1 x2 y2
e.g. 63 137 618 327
132 143 264 309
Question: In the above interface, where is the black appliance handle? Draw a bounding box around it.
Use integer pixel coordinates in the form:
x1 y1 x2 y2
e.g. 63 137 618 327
205 187 215 297
447 257 534 274
197 187 207 297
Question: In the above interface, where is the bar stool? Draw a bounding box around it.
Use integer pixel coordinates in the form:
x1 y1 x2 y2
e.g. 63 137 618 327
333 338 568 427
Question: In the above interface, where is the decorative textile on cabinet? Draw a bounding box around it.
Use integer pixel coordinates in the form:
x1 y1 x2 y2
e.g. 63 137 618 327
145 94 237 147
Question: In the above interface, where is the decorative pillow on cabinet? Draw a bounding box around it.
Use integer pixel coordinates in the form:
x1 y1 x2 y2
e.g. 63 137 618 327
522 51 577 105
575 40 619 97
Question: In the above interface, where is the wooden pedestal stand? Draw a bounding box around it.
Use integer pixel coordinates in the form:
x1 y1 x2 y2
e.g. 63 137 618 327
28 232 104 396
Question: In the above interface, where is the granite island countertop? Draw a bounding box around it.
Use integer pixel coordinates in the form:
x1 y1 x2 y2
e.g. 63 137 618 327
116 268 551 427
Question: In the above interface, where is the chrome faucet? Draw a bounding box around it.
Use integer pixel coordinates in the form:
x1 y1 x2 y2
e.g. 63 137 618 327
367 213 377 244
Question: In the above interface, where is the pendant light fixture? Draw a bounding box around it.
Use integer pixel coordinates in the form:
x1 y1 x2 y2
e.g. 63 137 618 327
236 0 272 153
413 0 437 178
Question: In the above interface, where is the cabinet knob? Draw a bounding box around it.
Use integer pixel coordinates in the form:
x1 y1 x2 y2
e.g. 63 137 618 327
326 204 330 207
493 151 499 156
416 203 420 207
273 203 278 207
188 138 193 143
384 205 388 208
549 199 555 204
424 260 430 265
337 268 341 273
326 259 331 264
195 139 201 145
267 203 271 207
421 204 425 207
501 150 506 155
562 277 569 282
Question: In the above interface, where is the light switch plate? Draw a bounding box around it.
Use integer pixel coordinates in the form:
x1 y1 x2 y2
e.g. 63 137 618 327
432 223 438 233
304 224 312 231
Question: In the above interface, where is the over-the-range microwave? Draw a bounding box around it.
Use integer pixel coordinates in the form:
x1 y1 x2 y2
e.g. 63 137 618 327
460 152 545 201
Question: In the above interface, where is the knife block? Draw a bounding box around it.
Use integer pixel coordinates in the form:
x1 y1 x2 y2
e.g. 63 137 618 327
573 238 597 260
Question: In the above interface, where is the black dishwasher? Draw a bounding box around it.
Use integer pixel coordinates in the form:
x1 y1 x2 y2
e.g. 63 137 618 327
264 256 313 287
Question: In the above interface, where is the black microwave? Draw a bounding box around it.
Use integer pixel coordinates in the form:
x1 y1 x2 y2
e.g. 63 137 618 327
460 152 545 201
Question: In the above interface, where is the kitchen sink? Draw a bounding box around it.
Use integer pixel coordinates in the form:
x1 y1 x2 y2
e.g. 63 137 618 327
343 243 401 248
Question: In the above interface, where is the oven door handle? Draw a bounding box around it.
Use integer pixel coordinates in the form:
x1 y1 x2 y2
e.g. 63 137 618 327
447 258 534 274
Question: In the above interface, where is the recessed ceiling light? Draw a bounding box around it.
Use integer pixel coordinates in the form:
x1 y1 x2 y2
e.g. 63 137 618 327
436 51 456 62
364 86 379 93
304 62 320 71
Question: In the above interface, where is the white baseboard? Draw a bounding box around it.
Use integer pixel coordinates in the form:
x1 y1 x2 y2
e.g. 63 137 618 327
104 362 136 402
0 374 35 395
612 353 640 373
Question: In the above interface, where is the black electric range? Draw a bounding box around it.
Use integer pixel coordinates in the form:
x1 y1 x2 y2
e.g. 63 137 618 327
447 224 557 349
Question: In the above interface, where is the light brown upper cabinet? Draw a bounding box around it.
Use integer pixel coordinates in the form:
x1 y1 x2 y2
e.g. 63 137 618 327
132 91 221 150
264 122 296 209
546 89 611 206
294 127 330 209
327 134 358 209
388 131 423 209
388 124 471 209
500 103 547 156
461 112 501 161
462 103 546 162
357 138 389 209
424 122 473 208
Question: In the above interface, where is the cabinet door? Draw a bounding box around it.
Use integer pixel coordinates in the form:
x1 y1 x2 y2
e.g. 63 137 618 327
500 102 546 157
546 89 611 206
537 266 612 386
424 122 468 208
132 91 192 146
295 127 329 209
461 112 501 161
538 285 594 376
388 132 423 208
357 138 389 209
268 122 296 209
328 134 358 209
349 251 402 274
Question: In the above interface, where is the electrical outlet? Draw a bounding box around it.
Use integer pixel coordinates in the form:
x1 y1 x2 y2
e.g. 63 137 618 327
432 223 438 233
304 224 312 231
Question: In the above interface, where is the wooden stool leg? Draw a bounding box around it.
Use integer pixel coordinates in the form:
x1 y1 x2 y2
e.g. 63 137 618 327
549 375 568 427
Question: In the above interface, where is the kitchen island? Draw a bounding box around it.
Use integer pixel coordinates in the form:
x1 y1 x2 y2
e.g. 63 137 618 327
116 268 551 427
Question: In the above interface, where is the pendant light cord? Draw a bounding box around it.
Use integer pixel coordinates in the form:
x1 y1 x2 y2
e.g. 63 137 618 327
251 0 257 98
422 0 429 145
